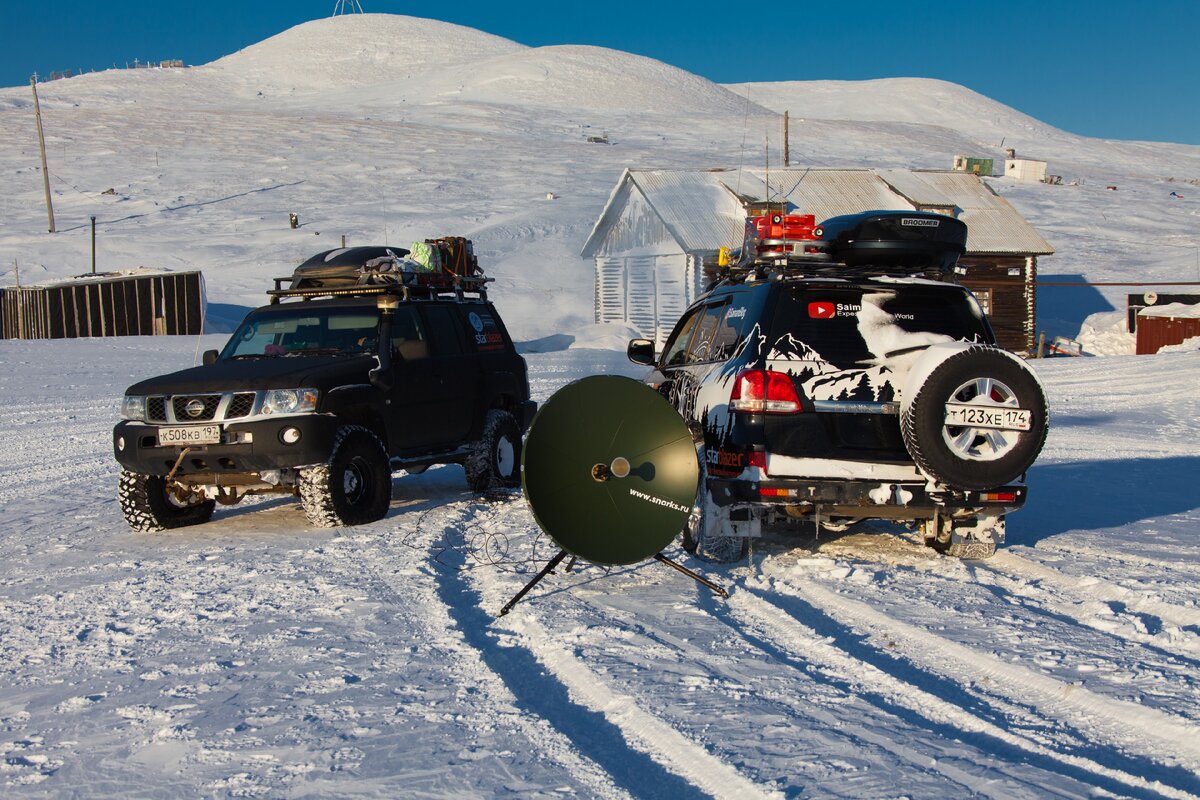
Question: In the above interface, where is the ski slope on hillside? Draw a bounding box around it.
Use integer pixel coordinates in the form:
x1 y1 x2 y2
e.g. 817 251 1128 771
0 337 1198 797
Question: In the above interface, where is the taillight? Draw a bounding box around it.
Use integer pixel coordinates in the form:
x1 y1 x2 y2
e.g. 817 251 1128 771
730 369 802 413
980 491 1018 503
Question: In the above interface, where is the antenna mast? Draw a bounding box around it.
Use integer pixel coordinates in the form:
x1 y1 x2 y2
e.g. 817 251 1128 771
332 0 364 14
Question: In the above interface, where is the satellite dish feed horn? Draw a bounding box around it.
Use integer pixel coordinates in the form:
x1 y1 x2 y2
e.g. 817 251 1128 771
500 376 728 616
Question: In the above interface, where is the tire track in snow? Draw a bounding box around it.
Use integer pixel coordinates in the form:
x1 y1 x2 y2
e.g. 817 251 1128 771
347 498 633 800
728 585 1200 800
572 591 1076 799
438 499 777 800
986 550 1200 634
768 576 1200 790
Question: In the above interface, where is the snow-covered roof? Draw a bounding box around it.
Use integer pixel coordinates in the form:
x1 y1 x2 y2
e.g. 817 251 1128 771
581 168 1054 258
580 169 747 257
1140 302 1200 319
729 168 912 223
899 171 1055 255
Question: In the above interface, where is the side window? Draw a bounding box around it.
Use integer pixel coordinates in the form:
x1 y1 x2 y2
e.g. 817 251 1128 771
391 307 429 360
709 302 751 360
686 303 727 363
423 305 465 356
661 309 702 367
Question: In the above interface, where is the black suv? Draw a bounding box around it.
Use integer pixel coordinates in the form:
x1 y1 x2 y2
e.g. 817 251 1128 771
113 245 536 531
628 211 1048 560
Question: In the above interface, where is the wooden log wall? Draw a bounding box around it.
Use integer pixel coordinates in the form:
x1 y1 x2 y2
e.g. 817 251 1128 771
957 255 1037 355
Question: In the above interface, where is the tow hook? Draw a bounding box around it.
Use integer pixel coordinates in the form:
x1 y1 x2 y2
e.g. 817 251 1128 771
163 447 205 506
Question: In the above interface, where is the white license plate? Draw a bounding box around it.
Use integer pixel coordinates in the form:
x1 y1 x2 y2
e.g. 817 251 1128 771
944 404 1032 431
158 425 221 446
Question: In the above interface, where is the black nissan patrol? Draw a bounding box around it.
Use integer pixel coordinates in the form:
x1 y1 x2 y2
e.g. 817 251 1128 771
113 244 536 531
629 211 1049 561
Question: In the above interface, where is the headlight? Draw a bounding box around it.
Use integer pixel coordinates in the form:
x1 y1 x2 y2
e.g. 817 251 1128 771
261 388 319 415
121 395 146 421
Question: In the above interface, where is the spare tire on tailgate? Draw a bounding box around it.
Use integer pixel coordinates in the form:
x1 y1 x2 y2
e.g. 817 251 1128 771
901 345 1048 490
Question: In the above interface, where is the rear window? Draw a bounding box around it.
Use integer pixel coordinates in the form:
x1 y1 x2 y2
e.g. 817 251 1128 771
768 284 992 368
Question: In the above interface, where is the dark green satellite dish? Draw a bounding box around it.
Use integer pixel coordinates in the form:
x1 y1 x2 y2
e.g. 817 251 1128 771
499 375 726 616
521 375 699 566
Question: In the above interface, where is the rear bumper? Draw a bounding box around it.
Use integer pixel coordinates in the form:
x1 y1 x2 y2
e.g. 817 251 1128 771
707 475 1026 518
113 415 339 476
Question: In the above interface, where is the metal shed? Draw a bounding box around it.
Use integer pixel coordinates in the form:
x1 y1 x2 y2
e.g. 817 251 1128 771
581 168 1054 353
1136 304 1200 354
1 270 205 340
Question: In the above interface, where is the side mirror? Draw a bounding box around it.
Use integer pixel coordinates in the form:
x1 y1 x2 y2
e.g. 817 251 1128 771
202 349 219 365
627 338 655 366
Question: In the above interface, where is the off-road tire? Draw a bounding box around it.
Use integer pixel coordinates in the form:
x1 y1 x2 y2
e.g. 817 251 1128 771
118 469 215 532
465 409 521 492
682 465 748 563
902 346 1048 491
299 425 391 528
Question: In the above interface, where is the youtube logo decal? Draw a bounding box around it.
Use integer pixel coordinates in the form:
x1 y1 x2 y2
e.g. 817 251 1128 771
808 301 835 319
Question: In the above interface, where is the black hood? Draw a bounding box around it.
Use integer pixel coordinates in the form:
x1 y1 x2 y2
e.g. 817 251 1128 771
125 354 375 396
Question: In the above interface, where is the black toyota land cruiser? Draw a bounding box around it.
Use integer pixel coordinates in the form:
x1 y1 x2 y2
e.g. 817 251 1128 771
113 244 536 531
628 211 1049 561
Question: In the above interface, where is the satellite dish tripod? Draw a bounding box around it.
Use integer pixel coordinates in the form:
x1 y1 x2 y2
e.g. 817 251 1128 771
499 548 728 616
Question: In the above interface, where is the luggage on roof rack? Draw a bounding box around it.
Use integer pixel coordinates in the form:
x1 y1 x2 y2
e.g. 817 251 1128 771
269 238 490 303
718 210 967 286
817 210 966 275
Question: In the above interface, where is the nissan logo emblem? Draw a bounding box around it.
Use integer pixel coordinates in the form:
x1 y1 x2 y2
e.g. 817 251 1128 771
184 399 206 418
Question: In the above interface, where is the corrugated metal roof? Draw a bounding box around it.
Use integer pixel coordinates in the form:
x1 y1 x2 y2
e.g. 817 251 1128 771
720 168 913 222
905 171 1054 255
629 169 746 252
873 168 956 207
581 167 1053 258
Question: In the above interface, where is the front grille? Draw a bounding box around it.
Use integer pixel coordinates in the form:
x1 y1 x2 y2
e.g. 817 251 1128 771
147 391 262 423
172 394 222 422
226 393 256 419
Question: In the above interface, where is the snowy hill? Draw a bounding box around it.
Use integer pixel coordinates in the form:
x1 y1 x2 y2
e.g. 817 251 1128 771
208 14 526 91
0 12 1197 343
727 77 1200 174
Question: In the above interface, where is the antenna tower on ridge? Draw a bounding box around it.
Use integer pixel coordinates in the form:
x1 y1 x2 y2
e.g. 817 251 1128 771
332 0 364 14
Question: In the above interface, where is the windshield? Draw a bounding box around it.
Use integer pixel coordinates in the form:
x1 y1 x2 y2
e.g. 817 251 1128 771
222 308 380 359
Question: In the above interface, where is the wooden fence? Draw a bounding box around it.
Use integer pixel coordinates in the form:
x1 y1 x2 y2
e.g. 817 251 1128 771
0 271 204 340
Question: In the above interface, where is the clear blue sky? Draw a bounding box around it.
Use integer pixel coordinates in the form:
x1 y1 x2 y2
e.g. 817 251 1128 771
6 0 1198 145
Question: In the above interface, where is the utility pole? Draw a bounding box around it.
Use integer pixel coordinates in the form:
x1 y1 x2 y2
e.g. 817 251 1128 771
30 75 55 233
783 111 790 168
91 216 97 273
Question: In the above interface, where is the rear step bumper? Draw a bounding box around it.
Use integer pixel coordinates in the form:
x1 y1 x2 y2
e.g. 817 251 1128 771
707 475 1025 516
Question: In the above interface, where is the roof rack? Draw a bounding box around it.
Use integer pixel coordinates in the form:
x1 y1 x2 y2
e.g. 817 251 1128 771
268 271 492 304
713 254 947 289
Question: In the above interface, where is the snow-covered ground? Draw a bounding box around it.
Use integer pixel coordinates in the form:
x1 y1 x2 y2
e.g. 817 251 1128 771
2 12 1200 797
1 337 1199 797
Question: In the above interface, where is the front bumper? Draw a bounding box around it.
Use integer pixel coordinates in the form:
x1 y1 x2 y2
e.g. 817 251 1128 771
707 475 1026 518
113 415 340 476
